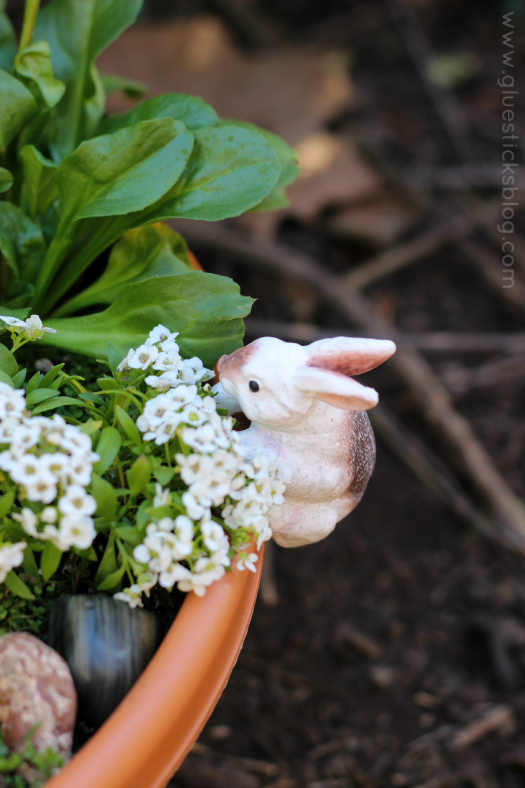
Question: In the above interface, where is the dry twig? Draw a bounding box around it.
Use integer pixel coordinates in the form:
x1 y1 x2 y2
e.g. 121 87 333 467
450 705 514 752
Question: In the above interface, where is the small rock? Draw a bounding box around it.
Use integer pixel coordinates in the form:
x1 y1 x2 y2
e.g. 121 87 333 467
0 632 76 759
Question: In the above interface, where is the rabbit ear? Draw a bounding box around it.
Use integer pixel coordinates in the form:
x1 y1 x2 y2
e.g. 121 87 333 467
306 337 396 376
295 366 379 411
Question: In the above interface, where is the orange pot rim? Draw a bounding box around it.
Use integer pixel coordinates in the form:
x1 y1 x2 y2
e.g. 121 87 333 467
45 549 264 788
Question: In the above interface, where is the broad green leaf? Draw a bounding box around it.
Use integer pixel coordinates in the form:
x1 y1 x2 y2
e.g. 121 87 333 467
0 167 12 194
0 203 46 295
14 42 65 110
141 125 280 222
72 545 97 561
0 307 30 324
101 73 147 99
35 0 142 156
44 272 254 368
0 0 15 72
115 406 142 448
93 426 121 475
99 93 219 136
35 119 194 306
19 145 59 220
4 570 35 599
68 120 194 221
127 455 151 497
220 119 299 212
40 541 62 581
0 69 38 154
0 345 17 377
54 223 192 316
91 473 118 519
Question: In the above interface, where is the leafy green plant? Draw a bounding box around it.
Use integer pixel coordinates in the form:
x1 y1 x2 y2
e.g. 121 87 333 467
0 319 286 607
0 0 298 361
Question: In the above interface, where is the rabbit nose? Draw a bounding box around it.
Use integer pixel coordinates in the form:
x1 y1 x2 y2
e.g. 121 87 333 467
217 354 228 373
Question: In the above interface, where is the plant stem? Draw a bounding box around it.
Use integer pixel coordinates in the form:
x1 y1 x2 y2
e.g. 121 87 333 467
18 0 41 52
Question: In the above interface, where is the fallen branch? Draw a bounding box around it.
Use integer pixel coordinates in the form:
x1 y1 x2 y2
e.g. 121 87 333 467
244 319 525 355
178 222 525 553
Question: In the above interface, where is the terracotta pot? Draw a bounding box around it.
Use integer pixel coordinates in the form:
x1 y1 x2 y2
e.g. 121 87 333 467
46 549 264 788
45 246 263 787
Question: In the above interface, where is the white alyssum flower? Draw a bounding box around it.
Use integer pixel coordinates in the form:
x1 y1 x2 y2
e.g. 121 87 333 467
0 383 26 421
2 397 100 553
0 314 56 348
0 542 26 583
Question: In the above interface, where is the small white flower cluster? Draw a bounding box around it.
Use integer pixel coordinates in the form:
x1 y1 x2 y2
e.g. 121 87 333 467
0 383 99 552
117 324 214 391
0 541 26 583
115 333 287 605
0 314 56 350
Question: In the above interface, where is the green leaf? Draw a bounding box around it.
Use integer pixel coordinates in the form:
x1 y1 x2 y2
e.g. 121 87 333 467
97 562 126 592
30 395 86 414
4 570 35 599
11 368 27 387
153 466 175 486
40 362 64 388
40 541 62 581
115 525 145 547
0 68 38 153
25 388 59 407
0 167 13 194
0 202 46 294
35 119 194 305
0 307 30 327
54 223 192 316
115 405 142 448
0 344 17 377
94 530 117 583
141 125 280 222
14 41 65 110
127 455 151 497
35 0 143 156
0 0 15 72
93 426 121 475
19 145 59 220
101 73 147 99
99 93 219 136
91 473 118 519
0 490 15 518
23 544 41 585
0 370 13 387
63 119 194 222
44 272 254 368
106 342 124 378
219 119 299 212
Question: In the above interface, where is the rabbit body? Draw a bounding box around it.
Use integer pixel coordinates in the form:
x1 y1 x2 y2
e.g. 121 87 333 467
215 336 395 547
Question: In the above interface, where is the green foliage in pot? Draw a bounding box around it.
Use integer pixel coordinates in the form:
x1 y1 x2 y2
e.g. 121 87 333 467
0 0 299 359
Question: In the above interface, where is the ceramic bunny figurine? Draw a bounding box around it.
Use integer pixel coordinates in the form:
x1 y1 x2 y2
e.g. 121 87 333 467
213 336 396 548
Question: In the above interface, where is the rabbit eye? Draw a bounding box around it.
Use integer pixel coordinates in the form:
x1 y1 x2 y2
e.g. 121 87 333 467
249 381 259 392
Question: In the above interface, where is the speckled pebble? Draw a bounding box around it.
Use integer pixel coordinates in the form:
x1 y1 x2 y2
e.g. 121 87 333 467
0 632 76 759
